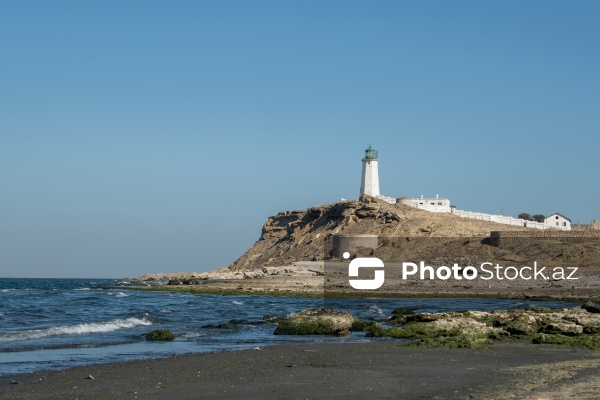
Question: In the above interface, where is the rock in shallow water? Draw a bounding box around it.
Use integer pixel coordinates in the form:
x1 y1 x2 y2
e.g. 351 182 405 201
145 329 175 341
582 301 600 314
274 307 354 336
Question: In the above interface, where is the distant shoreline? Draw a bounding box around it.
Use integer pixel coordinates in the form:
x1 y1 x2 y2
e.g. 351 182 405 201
105 285 599 303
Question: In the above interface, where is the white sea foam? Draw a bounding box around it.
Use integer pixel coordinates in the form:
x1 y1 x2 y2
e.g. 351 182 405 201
0 312 4 318
158 309 172 313
74 288 91 291
107 291 129 297
0 317 152 343
182 332 204 338
232 300 244 305
368 305 383 315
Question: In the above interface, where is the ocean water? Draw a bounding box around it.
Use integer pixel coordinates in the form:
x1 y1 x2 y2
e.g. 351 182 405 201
0 278 574 376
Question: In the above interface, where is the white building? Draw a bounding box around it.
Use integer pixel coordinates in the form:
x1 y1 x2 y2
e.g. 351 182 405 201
544 213 571 231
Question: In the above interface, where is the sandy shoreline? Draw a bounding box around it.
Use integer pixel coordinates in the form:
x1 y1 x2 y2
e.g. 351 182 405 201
2 341 600 399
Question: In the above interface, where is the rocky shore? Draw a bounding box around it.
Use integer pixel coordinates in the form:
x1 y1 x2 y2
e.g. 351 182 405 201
130 261 323 287
129 302 600 354
120 259 600 302
4 302 600 399
269 302 600 349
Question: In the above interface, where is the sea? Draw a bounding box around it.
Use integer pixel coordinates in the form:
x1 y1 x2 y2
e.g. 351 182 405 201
0 278 574 376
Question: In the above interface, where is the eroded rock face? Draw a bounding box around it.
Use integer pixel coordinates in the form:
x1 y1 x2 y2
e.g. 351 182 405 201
274 307 354 336
227 195 536 272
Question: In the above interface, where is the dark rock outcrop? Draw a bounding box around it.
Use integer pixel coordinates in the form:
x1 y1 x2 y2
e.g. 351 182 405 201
145 329 175 341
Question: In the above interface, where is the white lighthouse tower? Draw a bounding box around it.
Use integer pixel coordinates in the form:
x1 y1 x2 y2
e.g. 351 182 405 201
360 146 380 197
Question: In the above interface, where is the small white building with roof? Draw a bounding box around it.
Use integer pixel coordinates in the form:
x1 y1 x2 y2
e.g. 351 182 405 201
545 213 571 230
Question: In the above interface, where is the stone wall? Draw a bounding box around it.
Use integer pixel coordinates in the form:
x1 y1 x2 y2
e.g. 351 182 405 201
489 230 600 247
332 234 378 258
572 222 600 231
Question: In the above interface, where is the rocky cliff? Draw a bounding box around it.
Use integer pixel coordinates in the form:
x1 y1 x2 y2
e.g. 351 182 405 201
227 195 529 271
128 195 600 300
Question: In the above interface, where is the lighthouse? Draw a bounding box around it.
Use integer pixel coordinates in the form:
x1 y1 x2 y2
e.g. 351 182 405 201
360 146 380 197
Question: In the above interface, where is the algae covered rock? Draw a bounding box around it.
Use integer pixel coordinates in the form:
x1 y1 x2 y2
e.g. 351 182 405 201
541 322 584 336
391 308 416 316
274 307 353 335
278 305 600 348
582 301 600 314
145 329 175 341
388 308 416 325
201 323 241 329
531 333 600 349
379 305 600 349
350 317 377 331
429 314 503 337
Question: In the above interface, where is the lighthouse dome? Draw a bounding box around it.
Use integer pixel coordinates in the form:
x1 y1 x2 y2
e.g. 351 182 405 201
364 146 378 160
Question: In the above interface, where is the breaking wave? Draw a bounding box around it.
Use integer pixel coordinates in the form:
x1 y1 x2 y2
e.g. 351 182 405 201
0 317 152 343
182 332 205 338
107 292 129 297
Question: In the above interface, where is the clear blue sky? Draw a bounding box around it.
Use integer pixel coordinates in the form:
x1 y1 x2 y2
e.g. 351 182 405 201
1 1 598 278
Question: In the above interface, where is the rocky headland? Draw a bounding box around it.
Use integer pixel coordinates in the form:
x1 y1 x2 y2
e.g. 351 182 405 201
124 195 600 301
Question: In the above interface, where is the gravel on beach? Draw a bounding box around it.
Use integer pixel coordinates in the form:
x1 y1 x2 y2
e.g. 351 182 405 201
2 342 600 399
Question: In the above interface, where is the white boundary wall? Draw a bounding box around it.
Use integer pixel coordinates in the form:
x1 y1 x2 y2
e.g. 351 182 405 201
375 195 396 204
452 209 564 230
414 204 451 213
367 195 572 231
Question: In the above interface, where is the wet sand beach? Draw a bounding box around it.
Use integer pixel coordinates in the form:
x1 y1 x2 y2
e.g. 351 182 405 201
2 342 599 399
